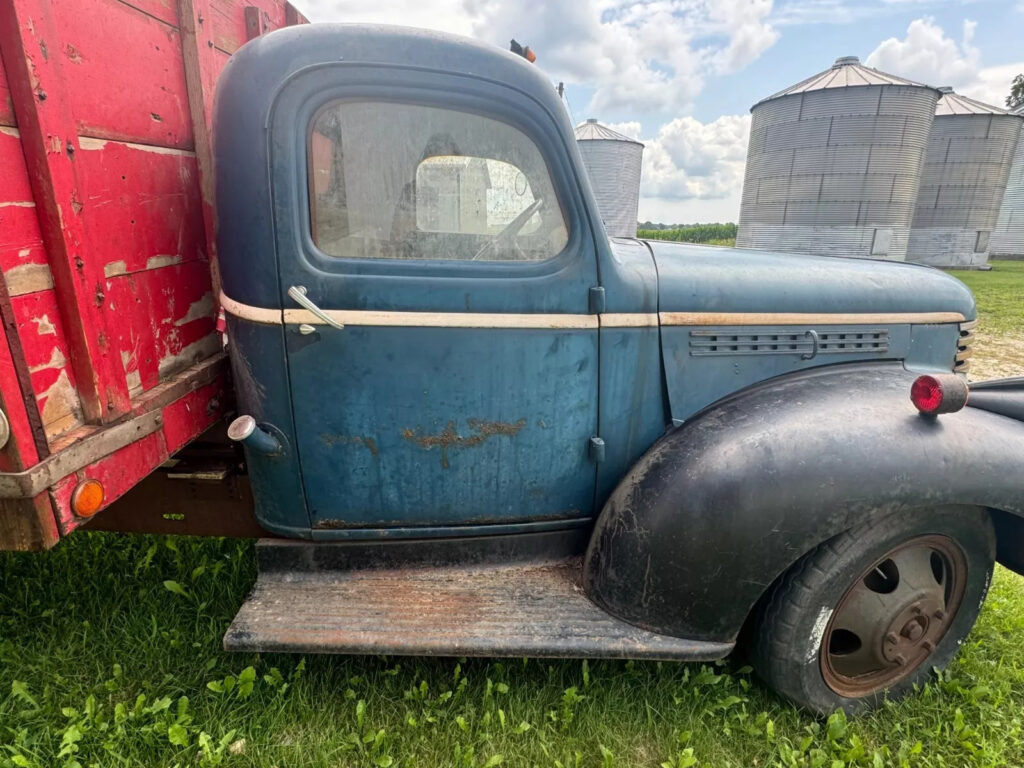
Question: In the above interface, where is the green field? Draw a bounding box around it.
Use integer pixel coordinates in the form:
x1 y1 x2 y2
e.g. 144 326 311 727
1 267 1023 768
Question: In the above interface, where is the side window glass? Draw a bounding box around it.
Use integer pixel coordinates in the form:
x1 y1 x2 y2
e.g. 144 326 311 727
309 102 569 262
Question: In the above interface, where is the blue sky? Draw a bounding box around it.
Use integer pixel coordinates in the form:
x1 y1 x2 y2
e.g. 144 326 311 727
298 0 1023 223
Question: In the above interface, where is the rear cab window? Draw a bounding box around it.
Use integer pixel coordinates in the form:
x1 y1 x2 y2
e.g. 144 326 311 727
309 101 569 262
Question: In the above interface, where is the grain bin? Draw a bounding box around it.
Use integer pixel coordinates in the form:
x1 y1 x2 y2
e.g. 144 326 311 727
737 56 940 260
907 89 1023 267
990 103 1024 259
574 119 644 238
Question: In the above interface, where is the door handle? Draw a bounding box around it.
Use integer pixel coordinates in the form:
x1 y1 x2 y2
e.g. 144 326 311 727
287 285 345 330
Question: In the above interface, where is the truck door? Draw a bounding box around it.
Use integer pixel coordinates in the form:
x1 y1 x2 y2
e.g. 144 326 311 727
272 74 599 535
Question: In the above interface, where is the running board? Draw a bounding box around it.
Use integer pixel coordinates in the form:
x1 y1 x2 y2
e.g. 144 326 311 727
224 539 733 661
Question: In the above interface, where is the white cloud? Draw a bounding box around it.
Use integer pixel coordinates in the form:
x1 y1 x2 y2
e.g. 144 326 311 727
299 0 781 115
865 17 1022 108
866 17 979 87
615 114 749 222
640 114 751 200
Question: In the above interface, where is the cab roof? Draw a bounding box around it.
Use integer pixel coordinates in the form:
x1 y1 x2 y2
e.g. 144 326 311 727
216 23 567 126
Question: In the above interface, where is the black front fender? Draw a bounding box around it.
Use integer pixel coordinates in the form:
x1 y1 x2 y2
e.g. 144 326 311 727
583 363 1024 644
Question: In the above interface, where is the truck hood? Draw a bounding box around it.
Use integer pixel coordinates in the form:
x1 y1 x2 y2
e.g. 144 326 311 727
647 242 976 320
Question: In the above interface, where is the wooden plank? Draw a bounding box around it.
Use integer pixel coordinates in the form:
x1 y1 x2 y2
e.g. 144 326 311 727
55 0 193 148
0 0 132 423
285 3 309 26
0 57 14 126
0 493 59 550
211 0 286 54
178 0 222 300
115 0 181 28
105 260 218 393
244 6 266 41
11 290 84 438
76 137 205 277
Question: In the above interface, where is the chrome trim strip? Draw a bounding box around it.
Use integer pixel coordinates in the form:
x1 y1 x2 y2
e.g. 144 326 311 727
659 311 966 326
221 294 965 331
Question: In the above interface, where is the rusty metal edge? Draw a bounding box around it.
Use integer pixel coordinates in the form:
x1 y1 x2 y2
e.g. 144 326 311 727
0 354 228 499
0 410 164 498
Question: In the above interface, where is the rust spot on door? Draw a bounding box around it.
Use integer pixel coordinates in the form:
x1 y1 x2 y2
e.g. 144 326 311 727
401 418 526 468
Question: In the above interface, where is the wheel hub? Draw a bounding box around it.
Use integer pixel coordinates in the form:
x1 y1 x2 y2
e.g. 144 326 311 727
820 535 967 698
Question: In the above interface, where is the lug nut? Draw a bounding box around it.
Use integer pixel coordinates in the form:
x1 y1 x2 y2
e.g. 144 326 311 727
911 605 922 615
921 640 935 652
886 632 898 644
894 654 906 666
933 609 946 621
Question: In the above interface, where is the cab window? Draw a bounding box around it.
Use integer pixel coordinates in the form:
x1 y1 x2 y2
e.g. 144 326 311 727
309 101 569 262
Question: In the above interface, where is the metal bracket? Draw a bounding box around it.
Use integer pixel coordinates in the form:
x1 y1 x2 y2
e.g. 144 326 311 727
588 436 606 464
0 410 163 499
588 286 606 315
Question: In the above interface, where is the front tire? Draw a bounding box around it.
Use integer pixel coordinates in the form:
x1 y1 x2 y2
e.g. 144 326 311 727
750 506 995 715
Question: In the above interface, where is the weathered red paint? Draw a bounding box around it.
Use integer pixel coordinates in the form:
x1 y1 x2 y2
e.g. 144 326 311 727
55 0 194 149
0 0 307 550
0 0 132 423
76 139 206 276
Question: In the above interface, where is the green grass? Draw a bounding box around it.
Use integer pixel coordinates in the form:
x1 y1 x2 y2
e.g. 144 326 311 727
949 261 1024 335
637 223 737 244
2 536 1024 766
2 269 1024 767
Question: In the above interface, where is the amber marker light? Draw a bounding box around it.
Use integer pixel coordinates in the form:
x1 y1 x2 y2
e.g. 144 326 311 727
71 478 105 518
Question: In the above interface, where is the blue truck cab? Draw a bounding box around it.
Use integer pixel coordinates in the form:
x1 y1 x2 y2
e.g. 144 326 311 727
214 24 1024 714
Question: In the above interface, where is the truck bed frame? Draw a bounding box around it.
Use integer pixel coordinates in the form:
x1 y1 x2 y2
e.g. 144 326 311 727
0 0 306 549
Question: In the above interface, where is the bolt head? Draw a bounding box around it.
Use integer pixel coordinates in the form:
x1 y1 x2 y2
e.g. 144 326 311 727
894 654 907 666
933 609 946 621
921 640 935 652
886 632 899 644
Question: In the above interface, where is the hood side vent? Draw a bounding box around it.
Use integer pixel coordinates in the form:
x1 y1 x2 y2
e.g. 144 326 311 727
689 328 889 357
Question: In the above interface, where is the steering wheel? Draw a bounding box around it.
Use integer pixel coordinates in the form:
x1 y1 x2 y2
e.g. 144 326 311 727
472 197 545 261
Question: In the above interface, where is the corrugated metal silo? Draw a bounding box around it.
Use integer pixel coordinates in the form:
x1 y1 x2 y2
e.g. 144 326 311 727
737 56 940 260
907 89 1023 267
574 119 644 238
990 103 1024 259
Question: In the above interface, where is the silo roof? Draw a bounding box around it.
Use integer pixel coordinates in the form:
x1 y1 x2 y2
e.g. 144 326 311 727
934 87 1020 116
756 56 936 105
574 118 644 145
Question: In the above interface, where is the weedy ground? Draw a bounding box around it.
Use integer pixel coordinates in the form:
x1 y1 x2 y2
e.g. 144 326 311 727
950 260 1024 380
0 264 1022 768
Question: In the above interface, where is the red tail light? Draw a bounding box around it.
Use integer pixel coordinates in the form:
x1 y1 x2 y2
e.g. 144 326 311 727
910 374 968 415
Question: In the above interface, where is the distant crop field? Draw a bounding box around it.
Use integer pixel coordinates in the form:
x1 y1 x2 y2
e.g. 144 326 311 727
637 222 737 245
0 266 1022 768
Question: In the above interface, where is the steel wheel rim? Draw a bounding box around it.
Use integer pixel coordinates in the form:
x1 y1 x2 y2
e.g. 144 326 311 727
820 534 968 698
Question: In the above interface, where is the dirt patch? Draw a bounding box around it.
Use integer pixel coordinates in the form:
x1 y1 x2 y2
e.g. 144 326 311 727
968 330 1024 381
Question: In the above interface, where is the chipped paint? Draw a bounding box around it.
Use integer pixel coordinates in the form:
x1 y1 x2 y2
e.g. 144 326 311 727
32 314 57 336
0 126 20 138
157 334 220 380
174 291 213 326
77 136 197 157
38 369 83 436
120 350 142 392
28 347 67 373
146 254 182 270
402 418 527 468
0 201 36 208
17 248 31 258
103 260 128 278
4 263 54 296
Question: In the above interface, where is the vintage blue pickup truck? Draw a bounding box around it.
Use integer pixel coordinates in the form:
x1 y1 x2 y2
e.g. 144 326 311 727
206 23 1024 714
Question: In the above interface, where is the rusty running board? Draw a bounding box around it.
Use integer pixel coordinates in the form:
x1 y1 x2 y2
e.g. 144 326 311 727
224 542 734 661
